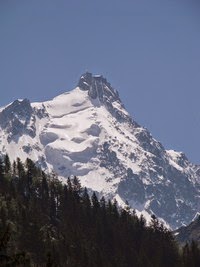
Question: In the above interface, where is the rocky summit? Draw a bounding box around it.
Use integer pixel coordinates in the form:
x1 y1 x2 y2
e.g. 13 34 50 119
0 72 200 229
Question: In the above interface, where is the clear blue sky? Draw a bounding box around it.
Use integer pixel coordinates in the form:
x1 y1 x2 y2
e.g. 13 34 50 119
1 0 200 163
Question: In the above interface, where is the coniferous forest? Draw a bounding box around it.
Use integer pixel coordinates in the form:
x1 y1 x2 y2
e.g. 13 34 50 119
0 155 200 266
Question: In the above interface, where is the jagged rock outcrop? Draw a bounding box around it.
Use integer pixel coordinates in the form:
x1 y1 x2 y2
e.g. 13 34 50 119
0 99 36 141
78 72 134 123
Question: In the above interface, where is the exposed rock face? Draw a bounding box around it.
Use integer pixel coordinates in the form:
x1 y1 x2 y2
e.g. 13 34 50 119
0 72 200 229
78 72 135 123
174 215 200 245
78 72 119 101
0 99 36 141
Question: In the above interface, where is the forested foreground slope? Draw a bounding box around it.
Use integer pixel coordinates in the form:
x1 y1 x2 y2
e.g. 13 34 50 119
0 155 200 267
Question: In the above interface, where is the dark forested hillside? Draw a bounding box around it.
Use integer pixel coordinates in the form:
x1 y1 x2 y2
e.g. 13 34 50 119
0 155 200 267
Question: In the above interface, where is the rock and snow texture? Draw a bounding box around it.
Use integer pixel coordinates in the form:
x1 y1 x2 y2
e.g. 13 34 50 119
0 72 200 229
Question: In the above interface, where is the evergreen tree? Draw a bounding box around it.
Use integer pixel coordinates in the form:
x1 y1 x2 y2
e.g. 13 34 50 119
4 154 11 175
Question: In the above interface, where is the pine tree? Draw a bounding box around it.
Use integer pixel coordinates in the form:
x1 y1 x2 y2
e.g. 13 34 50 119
4 154 11 175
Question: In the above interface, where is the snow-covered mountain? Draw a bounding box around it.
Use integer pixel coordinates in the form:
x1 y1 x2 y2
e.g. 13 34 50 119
1 72 200 229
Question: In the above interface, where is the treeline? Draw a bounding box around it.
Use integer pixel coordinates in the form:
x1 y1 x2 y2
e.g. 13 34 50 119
0 155 200 267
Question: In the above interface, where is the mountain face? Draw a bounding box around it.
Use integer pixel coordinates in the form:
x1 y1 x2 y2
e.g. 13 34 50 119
0 72 200 229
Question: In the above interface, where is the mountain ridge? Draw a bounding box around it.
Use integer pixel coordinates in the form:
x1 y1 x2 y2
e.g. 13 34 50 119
174 215 200 245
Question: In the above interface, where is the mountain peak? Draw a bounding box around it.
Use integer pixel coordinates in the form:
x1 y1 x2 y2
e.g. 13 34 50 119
78 72 120 102
78 72 132 123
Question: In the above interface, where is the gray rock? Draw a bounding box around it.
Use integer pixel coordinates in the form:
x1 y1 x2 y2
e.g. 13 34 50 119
0 99 36 141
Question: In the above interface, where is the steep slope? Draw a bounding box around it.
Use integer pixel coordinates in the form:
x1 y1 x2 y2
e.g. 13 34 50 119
0 72 200 229
174 215 200 245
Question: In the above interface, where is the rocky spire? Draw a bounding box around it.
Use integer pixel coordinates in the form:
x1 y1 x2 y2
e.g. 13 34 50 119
78 72 133 123
78 72 120 103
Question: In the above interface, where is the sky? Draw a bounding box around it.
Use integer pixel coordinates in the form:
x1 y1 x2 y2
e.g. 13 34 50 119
0 0 200 163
